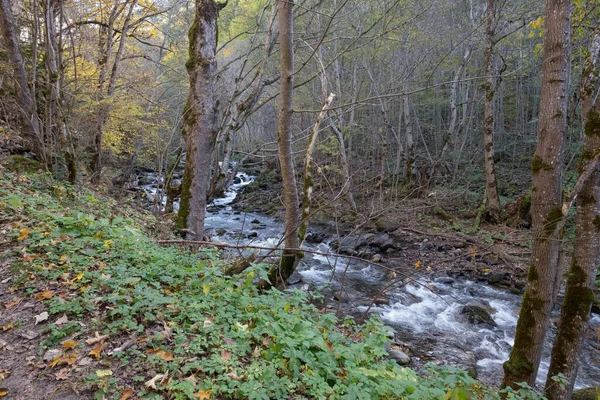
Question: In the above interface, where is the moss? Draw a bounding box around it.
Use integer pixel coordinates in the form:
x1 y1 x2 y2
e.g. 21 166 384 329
6 155 43 174
572 387 600 400
584 108 600 137
527 265 538 282
186 18 199 72
502 290 545 386
531 153 552 175
543 206 563 239
594 215 600 232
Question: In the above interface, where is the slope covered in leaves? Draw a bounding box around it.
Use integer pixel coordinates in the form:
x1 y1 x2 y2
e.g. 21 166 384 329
0 169 546 399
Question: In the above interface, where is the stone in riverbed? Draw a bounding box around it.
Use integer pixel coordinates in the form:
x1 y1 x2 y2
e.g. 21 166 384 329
460 305 497 327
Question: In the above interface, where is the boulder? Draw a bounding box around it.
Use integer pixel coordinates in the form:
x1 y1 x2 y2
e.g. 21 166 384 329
388 349 410 365
460 305 497 327
375 217 401 233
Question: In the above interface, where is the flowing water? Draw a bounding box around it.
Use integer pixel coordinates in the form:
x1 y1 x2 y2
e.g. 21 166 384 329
138 170 600 390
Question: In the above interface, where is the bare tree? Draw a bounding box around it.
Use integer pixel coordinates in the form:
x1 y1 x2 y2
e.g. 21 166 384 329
269 0 302 288
502 0 571 389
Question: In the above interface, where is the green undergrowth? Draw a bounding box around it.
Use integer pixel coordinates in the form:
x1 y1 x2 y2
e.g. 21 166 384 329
0 170 548 399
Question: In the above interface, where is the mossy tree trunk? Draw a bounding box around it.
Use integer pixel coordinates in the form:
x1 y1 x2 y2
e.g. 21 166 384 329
177 0 224 240
545 29 600 400
483 0 502 222
502 0 571 389
270 0 302 288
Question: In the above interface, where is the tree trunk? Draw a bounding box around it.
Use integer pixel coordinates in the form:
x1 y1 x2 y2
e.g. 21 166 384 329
270 0 302 288
545 29 600 400
177 0 222 241
483 0 502 221
501 0 571 389
0 0 42 157
330 122 357 210
299 93 335 244
90 0 134 183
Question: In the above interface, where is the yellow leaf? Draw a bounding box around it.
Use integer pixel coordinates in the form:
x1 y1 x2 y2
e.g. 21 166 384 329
36 290 54 301
195 390 211 400
62 340 77 350
17 228 29 241
48 357 61 368
203 283 210 295
71 273 84 283
414 260 422 269
96 369 113 377
103 240 113 248
89 343 108 360
469 247 478 257
0 388 8 397
59 254 68 262
1 322 13 332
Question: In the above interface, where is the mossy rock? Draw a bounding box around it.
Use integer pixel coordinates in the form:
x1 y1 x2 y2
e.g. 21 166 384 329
375 217 401 233
572 387 600 400
6 155 43 173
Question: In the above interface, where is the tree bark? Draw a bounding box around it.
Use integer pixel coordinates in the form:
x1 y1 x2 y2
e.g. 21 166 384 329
270 0 302 288
501 0 571 389
299 93 334 244
177 0 221 241
483 0 502 222
0 0 42 157
545 29 600 400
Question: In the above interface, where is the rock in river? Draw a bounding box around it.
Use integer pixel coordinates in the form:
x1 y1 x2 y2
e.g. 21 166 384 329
460 305 497 327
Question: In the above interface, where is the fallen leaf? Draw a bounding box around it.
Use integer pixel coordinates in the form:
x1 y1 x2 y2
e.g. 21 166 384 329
0 369 11 379
35 290 54 301
49 353 78 368
226 370 240 380
0 323 13 332
96 369 112 377
55 315 68 325
17 228 29 241
61 340 77 350
118 389 134 400
221 350 231 361
20 330 39 340
4 298 22 309
89 342 108 359
203 319 213 328
70 273 84 284
203 283 210 295
78 357 93 366
195 390 211 400
54 368 70 380
86 332 109 345
145 373 165 390
34 311 49 325
0 388 8 397
147 348 173 361
414 260 422 269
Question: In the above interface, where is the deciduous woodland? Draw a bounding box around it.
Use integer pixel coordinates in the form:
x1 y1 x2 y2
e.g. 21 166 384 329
1 0 600 399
